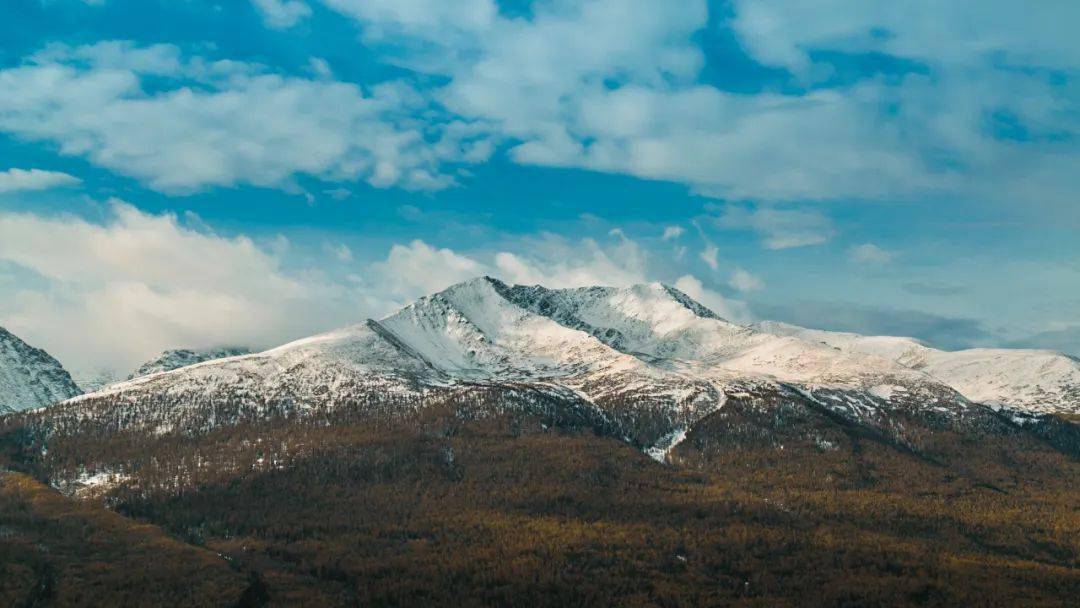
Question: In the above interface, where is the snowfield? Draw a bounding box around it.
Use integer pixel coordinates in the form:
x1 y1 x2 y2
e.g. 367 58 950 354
754 321 1080 414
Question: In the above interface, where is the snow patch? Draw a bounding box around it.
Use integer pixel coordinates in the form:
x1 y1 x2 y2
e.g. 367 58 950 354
646 427 688 463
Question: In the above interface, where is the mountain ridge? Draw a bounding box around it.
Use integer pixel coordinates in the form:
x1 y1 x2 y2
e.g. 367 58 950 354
127 346 253 380
29 277 1078 465
67 277 1079 418
754 320 1080 414
0 326 82 414
4 277 1079 605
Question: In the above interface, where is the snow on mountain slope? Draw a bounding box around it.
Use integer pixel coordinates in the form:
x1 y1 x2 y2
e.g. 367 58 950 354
0 326 82 414
378 278 647 380
44 321 451 436
39 312 630 444
496 282 750 362
498 282 963 406
75 321 437 402
41 277 1068 457
375 278 732 441
128 347 253 379
754 321 1080 414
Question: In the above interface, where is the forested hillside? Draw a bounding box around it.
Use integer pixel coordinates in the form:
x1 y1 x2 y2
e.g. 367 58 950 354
2 402 1078 606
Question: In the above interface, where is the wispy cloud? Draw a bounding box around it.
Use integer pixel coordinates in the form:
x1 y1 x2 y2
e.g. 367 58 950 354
251 0 311 29
662 225 685 241
0 42 490 193
699 244 719 271
711 204 836 250
728 268 764 292
0 168 80 193
295 0 1080 207
848 243 892 264
9 2 1079 209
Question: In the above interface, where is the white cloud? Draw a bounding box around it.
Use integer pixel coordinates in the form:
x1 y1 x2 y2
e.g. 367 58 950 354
0 42 491 193
0 168 80 193
324 242 353 262
252 0 312 29
308 0 1078 207
369 231 666 308
728 268 764 292
321 0 496 43
0 202 330 370
372 239 487 298
849 243 892 264
699 243 719 271
662 225 684 240
712 205 835 250
730 0 1079 76
494 234 648 289
673 275 751 323
308 57 333 78
0 203 758 373
10 5 1076 207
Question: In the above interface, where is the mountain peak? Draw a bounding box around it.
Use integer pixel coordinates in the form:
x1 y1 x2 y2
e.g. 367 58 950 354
56 278 1080 418
0 326 82 414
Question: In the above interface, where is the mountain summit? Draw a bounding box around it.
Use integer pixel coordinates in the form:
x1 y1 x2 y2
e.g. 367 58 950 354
30 277 1078 461
4 278 1079 605
0 326 81 414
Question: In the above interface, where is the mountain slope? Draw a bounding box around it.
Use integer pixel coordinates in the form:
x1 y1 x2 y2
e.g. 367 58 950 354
499 281 960 391
127 346 252 379
2 279 1077 607
0 326 81 414
754 321 1080 414
17 276 1077 464
20 277 1033 461
0 470 249 606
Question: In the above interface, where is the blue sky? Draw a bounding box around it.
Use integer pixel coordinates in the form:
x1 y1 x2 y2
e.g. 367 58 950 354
0 0 1078 372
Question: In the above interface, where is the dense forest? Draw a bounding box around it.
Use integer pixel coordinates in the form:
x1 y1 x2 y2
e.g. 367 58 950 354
1 397 1078 607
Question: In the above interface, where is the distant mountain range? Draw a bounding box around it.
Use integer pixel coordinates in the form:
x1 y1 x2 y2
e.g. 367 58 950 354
3 277 1078 605
13 277 1076 459
754 321 1080 414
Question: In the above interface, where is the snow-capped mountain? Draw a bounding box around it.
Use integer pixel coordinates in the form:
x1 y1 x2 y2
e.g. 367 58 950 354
22 277 1078 462
0 326 82 414
754 321 1080 415
127 347 252 379
71 368 123 394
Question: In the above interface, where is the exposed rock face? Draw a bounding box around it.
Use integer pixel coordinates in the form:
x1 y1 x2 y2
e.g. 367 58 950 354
0 326 81 414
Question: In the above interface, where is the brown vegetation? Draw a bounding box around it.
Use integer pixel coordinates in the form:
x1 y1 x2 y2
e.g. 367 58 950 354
0 470 248 607
2 403 1078 607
